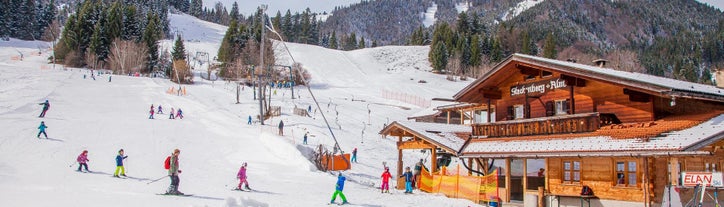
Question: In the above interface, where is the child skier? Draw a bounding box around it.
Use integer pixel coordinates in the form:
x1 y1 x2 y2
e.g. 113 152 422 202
149 104 155 119
351 148 358 163
176 108 183 119
303 132 309 145
169 108 175 119
113 149 128 177
236 162 250 190
37 121 48 138
247 115 252 125
381 167 392 193
167 149 183 195
157 105 163 114
330 172 349 205
401 167 414 193
77 150 90 172
38 100 50 118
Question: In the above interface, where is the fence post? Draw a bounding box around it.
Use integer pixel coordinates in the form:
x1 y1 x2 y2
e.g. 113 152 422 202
456 164 460 198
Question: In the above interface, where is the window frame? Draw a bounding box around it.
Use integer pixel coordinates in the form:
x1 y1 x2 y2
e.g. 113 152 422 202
554 99 568 115
513 105 524 119
562 160 581 184
614 159 639 188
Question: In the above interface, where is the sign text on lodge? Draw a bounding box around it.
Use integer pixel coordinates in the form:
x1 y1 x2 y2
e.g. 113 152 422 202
510 77 567 97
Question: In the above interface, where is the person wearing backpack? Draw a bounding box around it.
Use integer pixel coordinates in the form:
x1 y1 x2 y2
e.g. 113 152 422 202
113 149 128 177
166 149 183 195
38 100 50 118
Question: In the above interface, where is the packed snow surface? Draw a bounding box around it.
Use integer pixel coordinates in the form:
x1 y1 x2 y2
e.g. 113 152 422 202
0 11 480 207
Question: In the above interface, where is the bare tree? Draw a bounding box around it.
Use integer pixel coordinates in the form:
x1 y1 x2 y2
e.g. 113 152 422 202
171 60 193 84
108 38 147 75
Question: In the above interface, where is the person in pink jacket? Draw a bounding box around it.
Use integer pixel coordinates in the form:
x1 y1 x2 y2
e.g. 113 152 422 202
76 150 90 172
236 162 250 190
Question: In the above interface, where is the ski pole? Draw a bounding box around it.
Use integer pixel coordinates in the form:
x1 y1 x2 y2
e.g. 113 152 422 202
146 175 169 184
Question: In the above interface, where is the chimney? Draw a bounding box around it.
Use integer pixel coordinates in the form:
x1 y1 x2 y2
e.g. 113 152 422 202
592 59 608 68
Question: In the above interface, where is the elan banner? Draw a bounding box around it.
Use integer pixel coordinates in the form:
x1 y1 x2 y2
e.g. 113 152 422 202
510 77 568 97
681 172 724 187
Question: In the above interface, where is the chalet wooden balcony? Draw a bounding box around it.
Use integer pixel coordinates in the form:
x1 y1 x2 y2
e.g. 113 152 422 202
472 112 601 138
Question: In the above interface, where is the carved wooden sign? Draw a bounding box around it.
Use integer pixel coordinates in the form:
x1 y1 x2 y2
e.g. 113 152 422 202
510 77 567 97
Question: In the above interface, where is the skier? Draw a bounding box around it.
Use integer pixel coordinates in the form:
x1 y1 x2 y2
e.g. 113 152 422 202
236 162 251 191
308 105 312 113
113 149 128 177
167 149 183 195
169 108 175 119
330 172 349 205
381 167 392 193
149 104 155 119
247 115 252 125
176 108 183 119
108 76 112 82
401 167 414 193
413 159 424 188
351 148 358 163
157 105 163 114
76 150 90 172
38 100 50 117
37 121 48 138
278 120 284 136
303 132 308 145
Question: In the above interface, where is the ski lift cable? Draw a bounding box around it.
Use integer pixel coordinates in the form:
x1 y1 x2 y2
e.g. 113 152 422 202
264 23 344 155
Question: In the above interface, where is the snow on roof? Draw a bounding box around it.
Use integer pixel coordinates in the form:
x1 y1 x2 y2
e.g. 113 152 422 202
393 121 470 153
516 54 724 97
461 114 724 157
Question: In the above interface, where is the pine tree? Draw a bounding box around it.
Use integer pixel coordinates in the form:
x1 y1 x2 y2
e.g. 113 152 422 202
491 37 502 62
371 40 378 48
190 0 202 17
142 13 161 73
470 35 481 67
171 34 186 61
431 42 448 73
521 30 531 55
543 32 557 59
329 31 338 49
359 37 365 49
107 1 123 41
230 2 239 21
122 5 140 41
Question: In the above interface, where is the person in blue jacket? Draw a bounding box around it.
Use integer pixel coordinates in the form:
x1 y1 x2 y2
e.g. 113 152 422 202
113 149 128 177
401 166 414 193
37 121 48 138
330 172 349 205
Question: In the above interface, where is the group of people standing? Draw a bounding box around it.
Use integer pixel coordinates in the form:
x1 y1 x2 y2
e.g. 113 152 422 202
149 104 183 119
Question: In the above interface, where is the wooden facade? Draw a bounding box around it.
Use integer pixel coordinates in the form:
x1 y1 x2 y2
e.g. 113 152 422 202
451 54 724 206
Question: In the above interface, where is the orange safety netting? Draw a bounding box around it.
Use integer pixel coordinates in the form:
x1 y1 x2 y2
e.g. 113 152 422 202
418 164 499 203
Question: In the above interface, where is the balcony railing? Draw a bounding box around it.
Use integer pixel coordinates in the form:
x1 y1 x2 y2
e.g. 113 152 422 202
472 112 600 137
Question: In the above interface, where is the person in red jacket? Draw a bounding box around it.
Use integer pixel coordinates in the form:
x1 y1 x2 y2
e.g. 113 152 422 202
381 167 392 193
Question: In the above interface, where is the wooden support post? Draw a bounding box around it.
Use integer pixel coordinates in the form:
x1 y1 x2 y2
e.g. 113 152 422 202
644 157 650 207
538 186 545 207
460 110 464 125
468 158 474 176
487 99 492 123
544 158 549 191
523 158 528 196
431 147 437 173
398 135 404 190
447 111 451 124
506 158 511 203
569 84 575 114
670 157 679 186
